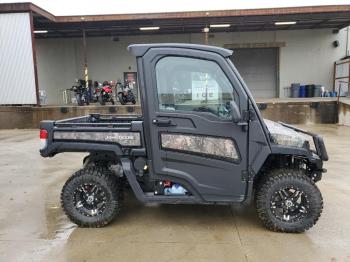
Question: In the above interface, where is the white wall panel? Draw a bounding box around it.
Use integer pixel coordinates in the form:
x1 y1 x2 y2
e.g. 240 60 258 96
36 28 348 104
0 13 36 104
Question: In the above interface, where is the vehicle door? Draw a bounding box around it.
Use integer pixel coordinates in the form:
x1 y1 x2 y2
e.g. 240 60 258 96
139 48 249 202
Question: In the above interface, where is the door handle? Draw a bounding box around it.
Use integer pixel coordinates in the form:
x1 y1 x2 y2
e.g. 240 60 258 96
152 118 176 127
237 121 248 132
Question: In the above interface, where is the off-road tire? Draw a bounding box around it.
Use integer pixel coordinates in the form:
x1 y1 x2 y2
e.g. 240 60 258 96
61 167 122 227
255 169 323 233
83 156 95 168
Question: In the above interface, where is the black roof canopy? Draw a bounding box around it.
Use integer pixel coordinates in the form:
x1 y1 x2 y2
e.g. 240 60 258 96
128 43 233 57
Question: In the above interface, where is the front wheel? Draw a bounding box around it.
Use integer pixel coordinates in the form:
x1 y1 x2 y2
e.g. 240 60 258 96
98 96 106 105
255 169 323 233
61 167 122 227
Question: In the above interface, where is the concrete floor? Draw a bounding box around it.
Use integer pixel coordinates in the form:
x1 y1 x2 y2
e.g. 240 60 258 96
0 125 350 262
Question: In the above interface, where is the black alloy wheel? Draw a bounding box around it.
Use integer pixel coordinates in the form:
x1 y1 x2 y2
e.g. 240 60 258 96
73 183 107 217
270 186 310 223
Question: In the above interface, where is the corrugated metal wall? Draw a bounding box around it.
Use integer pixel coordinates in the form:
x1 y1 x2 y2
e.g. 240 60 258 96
0 13 37 104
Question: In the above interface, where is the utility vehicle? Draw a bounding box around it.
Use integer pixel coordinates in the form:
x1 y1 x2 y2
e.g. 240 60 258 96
40 44 328 232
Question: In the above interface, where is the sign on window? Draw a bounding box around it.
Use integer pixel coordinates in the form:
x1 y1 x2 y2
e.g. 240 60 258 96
191 73 219 101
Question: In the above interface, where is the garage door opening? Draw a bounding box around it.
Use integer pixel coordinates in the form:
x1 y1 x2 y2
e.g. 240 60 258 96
231 48 278 99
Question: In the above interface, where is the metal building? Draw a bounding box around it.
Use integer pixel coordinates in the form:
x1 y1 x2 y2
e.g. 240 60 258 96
1 3 350 105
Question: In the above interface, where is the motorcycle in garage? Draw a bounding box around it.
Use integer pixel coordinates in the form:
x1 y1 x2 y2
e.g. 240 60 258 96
70 80 90 106
96 81 115 105
117 80 136 105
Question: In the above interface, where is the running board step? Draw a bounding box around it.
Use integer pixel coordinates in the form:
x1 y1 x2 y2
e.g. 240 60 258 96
121 158 199 204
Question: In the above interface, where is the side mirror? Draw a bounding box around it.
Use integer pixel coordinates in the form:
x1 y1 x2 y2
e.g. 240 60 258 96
230 101 241 123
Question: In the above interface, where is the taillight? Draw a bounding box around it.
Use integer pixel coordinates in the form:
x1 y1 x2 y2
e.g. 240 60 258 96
39 129 48 149
40 129 48 139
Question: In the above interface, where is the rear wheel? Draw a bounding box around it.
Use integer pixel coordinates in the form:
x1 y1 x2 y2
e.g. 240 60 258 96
83 156 95 168
76 95 84 106
255 169 323 233
61 167 122 227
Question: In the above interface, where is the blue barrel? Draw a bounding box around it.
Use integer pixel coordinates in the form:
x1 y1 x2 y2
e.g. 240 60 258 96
291 83 300 98
299 85 306 97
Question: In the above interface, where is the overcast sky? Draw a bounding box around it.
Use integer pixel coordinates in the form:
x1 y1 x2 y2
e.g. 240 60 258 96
1 0 349 15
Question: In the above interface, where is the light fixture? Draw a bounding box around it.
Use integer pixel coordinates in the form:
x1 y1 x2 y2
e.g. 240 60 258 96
139 26 160 31
34 30 48 34
274 21 297 26
203 27 210 33
210 24 230 28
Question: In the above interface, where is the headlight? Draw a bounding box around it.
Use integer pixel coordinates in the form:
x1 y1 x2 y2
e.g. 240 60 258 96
299 132 316 152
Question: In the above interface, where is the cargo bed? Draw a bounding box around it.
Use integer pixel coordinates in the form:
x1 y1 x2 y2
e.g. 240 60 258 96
39 113 145 157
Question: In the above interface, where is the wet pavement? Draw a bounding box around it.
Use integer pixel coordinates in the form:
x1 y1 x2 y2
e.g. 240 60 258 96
0 125 349 262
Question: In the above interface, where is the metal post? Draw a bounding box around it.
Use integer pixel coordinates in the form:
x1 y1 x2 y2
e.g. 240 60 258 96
29 11 40 106
204 31 209 45
203 26 209 45
82 29 88 88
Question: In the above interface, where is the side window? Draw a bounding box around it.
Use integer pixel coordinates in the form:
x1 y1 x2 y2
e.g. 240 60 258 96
155 56 238 119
